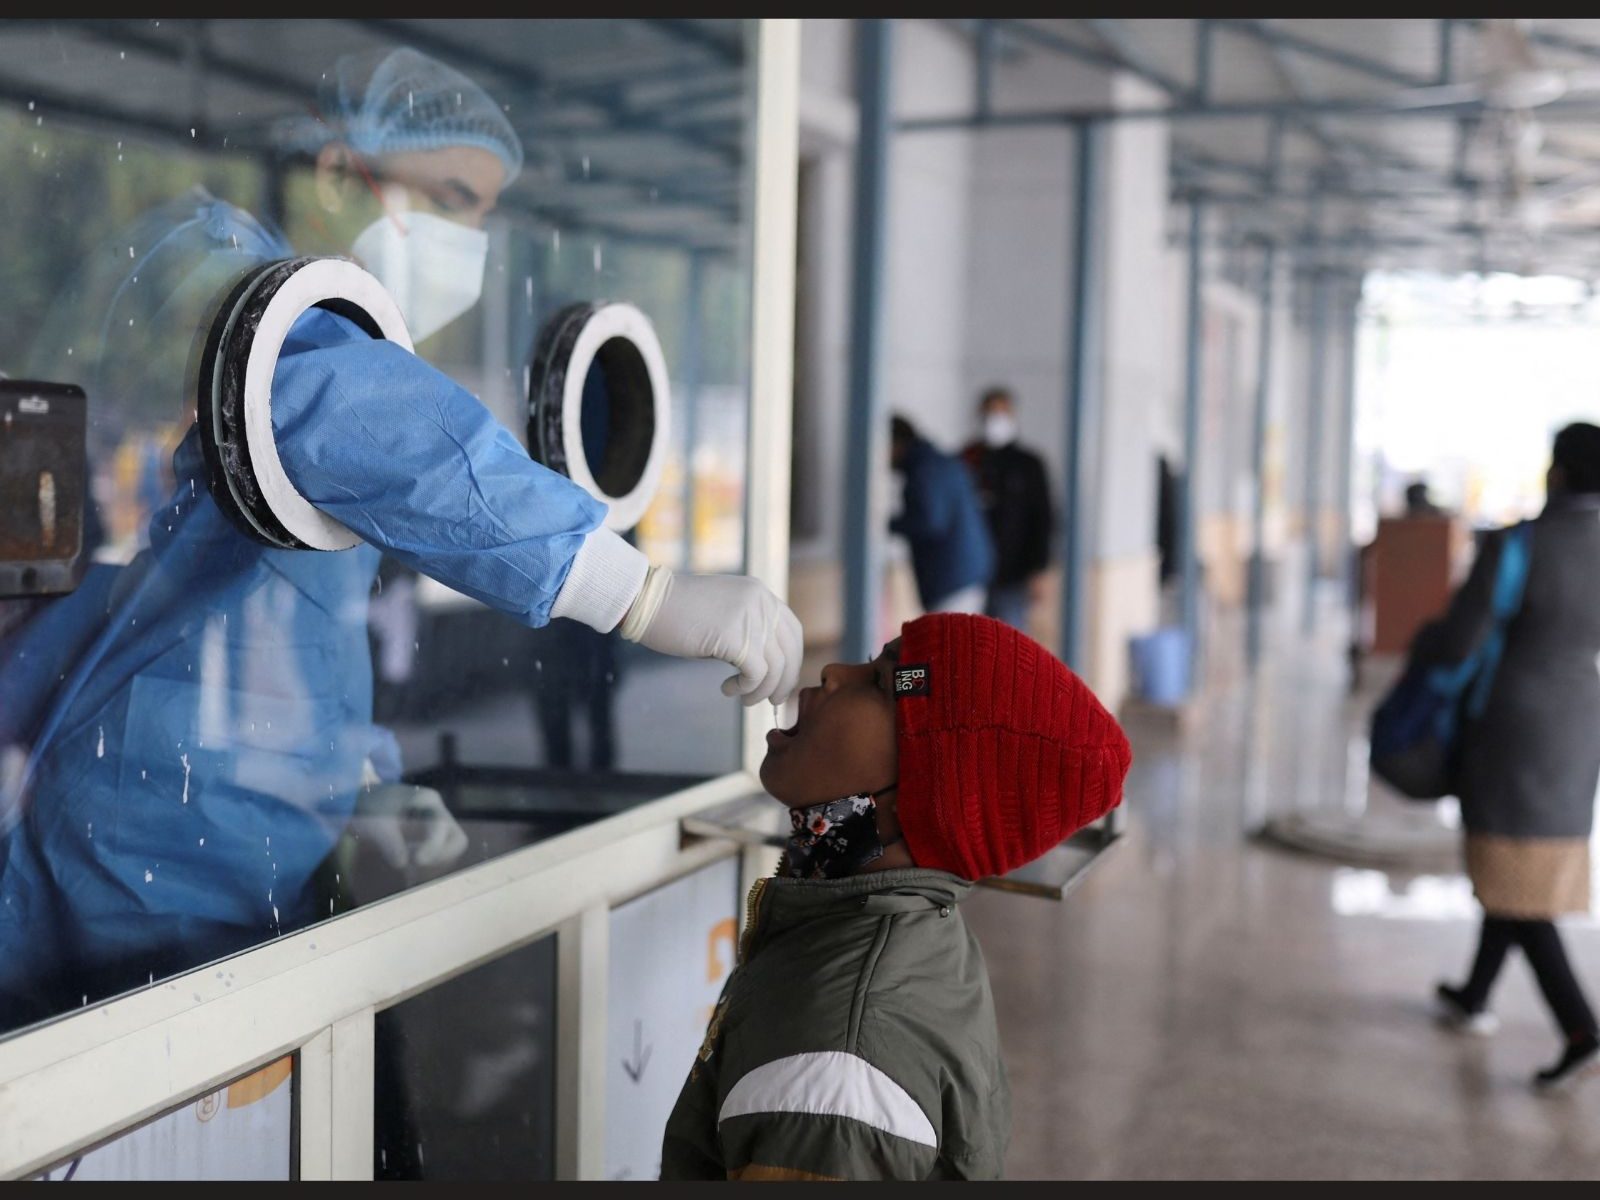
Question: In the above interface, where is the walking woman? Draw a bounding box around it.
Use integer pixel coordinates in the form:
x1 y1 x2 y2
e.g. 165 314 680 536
1434 423 1600 1089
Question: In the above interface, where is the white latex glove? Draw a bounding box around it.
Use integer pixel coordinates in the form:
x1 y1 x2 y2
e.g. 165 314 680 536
619 565 803 707
351 760 470 870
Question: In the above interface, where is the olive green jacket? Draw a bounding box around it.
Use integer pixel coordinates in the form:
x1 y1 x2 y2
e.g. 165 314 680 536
660 868 1011 1181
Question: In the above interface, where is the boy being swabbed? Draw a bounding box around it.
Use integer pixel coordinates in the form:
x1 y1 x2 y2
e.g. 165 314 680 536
661 612 1133 1181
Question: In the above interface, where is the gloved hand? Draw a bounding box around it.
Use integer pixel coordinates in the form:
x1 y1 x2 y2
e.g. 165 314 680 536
619 566 803 707
351 760 470 871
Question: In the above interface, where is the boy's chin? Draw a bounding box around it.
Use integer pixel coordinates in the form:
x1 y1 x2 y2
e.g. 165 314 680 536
757 758 806 808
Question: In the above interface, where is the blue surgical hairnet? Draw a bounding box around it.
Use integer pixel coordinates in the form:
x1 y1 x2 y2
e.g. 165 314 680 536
316 47 523 185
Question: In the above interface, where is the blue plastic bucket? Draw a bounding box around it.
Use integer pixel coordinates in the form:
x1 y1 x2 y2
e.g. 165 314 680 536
1130 627 1191 706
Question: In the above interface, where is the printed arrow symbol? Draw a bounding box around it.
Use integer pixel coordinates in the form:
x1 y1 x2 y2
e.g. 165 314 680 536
622 1019 653 1083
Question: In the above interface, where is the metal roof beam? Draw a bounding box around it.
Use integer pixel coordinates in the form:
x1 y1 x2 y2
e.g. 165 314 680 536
1212 19 1429 88
990 20 1138 81
643 19 743 66
1079 19 1193 100
898 93 1600 129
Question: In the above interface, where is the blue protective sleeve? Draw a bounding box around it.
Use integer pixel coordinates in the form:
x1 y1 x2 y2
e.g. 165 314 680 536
271 308 609 627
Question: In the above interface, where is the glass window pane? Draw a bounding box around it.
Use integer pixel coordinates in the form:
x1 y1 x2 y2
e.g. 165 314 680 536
605 858 739 1181
0 19 757 1038
374 933 557 1180
34 1056 294 1181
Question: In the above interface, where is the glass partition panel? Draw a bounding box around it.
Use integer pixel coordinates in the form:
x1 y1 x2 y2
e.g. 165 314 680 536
33 1056 294 1181
374 933 557 1180
0 18 757 1038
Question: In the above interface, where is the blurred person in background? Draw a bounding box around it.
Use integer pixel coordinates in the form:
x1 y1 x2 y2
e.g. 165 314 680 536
1432 423 1600 1090
961 387 1053 631
1404 478 1448 518
889 415 995 615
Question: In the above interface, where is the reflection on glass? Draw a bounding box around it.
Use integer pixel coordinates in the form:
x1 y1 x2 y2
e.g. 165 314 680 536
374 934 556 1181
0 19 755 1038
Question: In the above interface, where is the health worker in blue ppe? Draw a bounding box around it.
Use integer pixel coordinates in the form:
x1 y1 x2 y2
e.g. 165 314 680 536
0 47 802 1031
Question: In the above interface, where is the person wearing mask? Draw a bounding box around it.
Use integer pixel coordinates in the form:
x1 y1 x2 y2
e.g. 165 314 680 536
1432 423 1600 1089
889 415 995 615
961 387 1054 630
0 46 801 1030
661 613 1132 1180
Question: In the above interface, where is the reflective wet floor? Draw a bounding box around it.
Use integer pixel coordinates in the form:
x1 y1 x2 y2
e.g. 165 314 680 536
963 612 1600 1180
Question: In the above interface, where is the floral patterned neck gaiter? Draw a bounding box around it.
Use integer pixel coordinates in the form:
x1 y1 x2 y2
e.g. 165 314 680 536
782 789 895 880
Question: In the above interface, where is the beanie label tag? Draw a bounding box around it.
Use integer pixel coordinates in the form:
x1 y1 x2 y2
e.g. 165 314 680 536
894 664 932 697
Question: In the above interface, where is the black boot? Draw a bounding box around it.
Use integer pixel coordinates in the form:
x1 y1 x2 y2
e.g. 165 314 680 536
1534 1034 1600 1091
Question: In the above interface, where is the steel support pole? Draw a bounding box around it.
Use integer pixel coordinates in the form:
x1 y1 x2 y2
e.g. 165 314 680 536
977 21 996 124
1247 241 1277 670
1062 121 1104 673
1334 277 1361 610
680 251 705 570
842 19 893 664
1301 268 1328 634
1178 198 1206 685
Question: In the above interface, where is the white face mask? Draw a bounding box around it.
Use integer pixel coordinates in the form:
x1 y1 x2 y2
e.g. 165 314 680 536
350 208 488 343
982 413 1019 448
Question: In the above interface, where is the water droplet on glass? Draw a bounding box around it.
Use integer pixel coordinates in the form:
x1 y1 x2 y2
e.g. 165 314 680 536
97 726 105 758
27 101 34 111
593 245 602 272
180 753 191 804
199 837 205 846
144 869 153 883
581 155 590 177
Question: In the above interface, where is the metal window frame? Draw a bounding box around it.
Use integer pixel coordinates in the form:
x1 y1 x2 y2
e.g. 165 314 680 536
0 17 799 1184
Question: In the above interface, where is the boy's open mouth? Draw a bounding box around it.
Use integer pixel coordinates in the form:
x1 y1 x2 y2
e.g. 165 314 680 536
766 687 815 745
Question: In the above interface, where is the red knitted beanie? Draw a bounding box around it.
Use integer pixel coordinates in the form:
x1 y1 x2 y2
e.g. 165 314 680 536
893 613 1133 881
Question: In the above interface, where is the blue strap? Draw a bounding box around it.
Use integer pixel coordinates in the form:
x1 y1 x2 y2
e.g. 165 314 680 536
1466 522 1532 720
1418 522 1532 744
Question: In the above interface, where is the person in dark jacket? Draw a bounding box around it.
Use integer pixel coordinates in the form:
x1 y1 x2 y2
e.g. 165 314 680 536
961 388 1054 630
1432 422 1600 1089
661 613 1132 1179
890 416 995 613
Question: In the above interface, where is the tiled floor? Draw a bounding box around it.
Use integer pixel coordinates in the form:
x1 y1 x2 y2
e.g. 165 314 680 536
962 613 1600 1180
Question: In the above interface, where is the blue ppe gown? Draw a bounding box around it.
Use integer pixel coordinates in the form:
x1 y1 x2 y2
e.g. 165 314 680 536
0 196 609 1028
